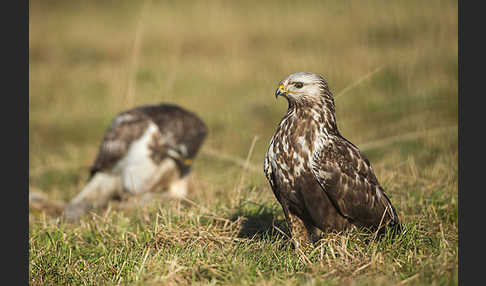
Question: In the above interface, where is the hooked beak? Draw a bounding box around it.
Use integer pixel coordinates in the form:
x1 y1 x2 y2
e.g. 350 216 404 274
275 84 286 99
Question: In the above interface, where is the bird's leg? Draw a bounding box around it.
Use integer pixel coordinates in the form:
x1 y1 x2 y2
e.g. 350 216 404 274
287 212 314 250
304 223 324 243
64 172 122 221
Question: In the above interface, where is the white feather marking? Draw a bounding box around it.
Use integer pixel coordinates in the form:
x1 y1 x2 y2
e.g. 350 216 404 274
168 175 189 199
114 113 135 125
178 145 188 157
277 169 290 184
283 141 289 152
103 140 124 153
311 109 321 121
167 149 181 159
297 136 311 155
356 159 362 172
348 148 354 160
319 170 334 180
292 152 307 176
113 122 163 194
375 186 383 199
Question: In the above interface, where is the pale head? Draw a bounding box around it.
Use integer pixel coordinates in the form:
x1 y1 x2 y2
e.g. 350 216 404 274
275 72 332 104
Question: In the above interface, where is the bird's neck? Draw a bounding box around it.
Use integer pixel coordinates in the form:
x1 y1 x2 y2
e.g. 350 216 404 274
286 98 339 136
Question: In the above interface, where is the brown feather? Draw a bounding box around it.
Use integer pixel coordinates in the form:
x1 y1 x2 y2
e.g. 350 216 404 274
264 72 400 245
90 103 207 177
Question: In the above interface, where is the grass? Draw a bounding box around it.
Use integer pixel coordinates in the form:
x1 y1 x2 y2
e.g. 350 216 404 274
29 0 457 285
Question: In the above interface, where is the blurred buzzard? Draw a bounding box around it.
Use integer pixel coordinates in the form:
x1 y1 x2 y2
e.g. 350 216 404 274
264 72 400 247
64 103 208 220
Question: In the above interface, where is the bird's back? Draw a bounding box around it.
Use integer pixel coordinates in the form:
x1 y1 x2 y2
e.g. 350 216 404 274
131 103 208 159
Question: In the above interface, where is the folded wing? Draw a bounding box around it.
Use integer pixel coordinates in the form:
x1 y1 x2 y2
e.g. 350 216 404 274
310 135 399 228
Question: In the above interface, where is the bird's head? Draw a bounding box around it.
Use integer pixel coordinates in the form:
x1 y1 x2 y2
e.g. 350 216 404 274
275 72 333 106
274 72 338 131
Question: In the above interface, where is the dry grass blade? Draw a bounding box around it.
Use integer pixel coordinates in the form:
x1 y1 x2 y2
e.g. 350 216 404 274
335 65 385 99
359 125 457 152
135 247 151 281
202 147 261 174
373 206 389 241
124 0 152 107
233 136 259 208
352 262 371 276
395 273 420 285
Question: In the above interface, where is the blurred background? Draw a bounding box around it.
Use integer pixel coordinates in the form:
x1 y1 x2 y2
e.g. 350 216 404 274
29 0 457 209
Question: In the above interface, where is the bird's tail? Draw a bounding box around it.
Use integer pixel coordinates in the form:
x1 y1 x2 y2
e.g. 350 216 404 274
29 189 66 216
378 189 401 234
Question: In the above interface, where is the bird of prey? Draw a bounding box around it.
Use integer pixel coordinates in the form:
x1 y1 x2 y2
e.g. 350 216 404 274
64 103 208 220
264 72 400 247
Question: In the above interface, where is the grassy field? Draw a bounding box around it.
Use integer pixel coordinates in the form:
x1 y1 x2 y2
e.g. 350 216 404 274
29 0 458 285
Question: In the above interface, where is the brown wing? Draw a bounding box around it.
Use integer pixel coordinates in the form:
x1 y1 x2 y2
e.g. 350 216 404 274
89 110 151 177
135 103 208 161
310 134 399 228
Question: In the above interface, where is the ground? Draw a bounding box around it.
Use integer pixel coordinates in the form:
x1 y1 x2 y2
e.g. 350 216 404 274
29 1 457 285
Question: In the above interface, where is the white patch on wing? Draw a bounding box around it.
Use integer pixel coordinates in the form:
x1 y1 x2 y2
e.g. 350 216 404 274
103 140 124 153
297 136 311 155
167 149 182 159
113 113 135 125
313 135 328 151
292 151 307 176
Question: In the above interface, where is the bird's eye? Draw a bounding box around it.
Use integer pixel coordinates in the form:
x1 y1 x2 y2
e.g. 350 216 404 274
294 82 303 88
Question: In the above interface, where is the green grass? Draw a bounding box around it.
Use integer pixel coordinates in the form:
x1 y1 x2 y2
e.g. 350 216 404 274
29 0 457 285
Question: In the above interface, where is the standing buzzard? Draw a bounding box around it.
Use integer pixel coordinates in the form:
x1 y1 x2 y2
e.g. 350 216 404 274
64 103 208 220
264 72 400 247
